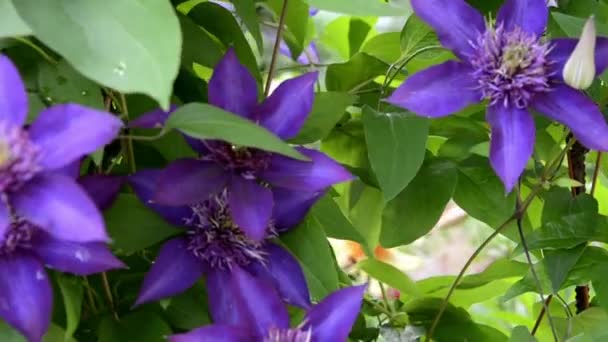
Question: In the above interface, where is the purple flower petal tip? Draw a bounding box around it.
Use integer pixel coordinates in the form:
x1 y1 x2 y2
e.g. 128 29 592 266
129 106 177 129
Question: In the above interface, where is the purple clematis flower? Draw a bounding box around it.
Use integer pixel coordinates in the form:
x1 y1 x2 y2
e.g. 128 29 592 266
387 0 608 191
169 284 366 342
132 48 352 240
129 170 323 326
0 55 123 341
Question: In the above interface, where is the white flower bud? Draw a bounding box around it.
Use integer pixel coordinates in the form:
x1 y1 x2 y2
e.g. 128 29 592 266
563 16 597 90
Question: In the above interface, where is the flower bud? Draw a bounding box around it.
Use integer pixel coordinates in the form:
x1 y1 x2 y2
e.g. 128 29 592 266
563 16 597 90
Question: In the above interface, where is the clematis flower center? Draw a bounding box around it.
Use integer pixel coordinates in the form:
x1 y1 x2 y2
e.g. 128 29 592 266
265 328 312 342
184 191 273 270
0 219 36 256
0 123 41 193
203 141 271 178
470 24 554 108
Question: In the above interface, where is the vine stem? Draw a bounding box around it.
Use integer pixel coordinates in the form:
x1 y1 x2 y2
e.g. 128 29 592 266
591 152 602 196
425 136 571 341
516 187 559 342
264 0 289 97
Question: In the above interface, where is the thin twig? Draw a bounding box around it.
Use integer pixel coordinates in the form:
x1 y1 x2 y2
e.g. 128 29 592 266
13 37 58 64
378 281 394 315
531 295 553 335
426 183 545 341
101 273 119 320
516 187 559 342
591 152 602 196
264 0 289 97
119 93 136 174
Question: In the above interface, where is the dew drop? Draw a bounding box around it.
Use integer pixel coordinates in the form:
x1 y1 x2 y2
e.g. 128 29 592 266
35 270 46 280
75 249 89 262
81 90 88 96
113 61 127 77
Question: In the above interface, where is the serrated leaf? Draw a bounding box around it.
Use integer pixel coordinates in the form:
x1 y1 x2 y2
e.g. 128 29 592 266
13 0 181 109
165 103 305 160
363 107 429 201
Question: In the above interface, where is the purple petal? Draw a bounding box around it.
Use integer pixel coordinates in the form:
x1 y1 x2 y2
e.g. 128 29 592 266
247 244 311 309
497 0 547 36
78 175 124 211
302 285 366 342
0 201 9 242
13 174 109 243
0 254 52 342
208 48 258 119
128 106 176 129
487 105 535 193
272 188 324 230
386 61 480 117
261 148 353 191
155 159 228 206
532 85 608 151
56 160 82 179
134 238 204 306
549 38 608 79
207 265 289 337
129 170 193 227
410 0 484 59
29 104 122 170
0 55 28 127
33 232 125 275
255 72 318 139
169 325 252 342
228 178 273 241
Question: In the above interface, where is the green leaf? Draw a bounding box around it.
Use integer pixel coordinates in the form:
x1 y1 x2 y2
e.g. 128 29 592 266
543 245 586 292
349 19 375 58
524 190 608 250
552 12 608 37
267 0 309 58
347 185 385 251
305 0 411 17
178 13 225 72
56 275 83 341
363 107 429 201
357 258 421 297
280 216 339 300
164 282 211 330
380 158 457 247
37 60 104 108
188 2 260 80
310 194 369 253
104 194 181 254
290 92 356 144
400 14 439 56
0 0 31 37
509 326 537 342
165 103 305 160
361 32 402 64
231 0 263 52
325 53 388 92
13 0 181 109
0 322 76 342
406 298 509 342
453 156 532 242
98 310 172 342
